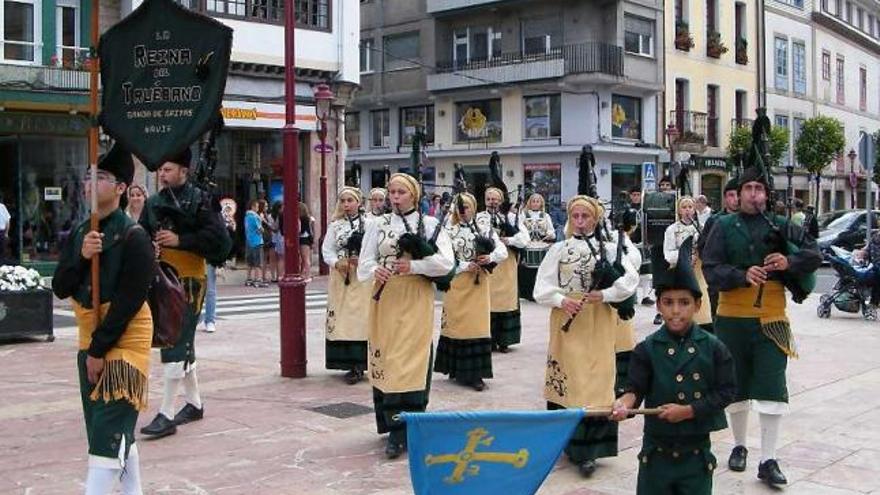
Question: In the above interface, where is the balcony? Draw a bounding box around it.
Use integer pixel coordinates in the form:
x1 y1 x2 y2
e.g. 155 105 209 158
428 42 624 91
731 118 754 130
427 0 508 14
0 63 90 92
669 110 707 153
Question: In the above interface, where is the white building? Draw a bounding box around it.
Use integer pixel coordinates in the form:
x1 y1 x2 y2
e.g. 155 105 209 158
765 0 880 212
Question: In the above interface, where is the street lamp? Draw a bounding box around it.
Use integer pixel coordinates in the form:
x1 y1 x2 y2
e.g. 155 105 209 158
665 122 679 181
279 2 307 378
314 83 334 276
849 148 858 209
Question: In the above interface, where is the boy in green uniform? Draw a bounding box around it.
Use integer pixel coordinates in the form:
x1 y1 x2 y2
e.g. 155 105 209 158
612 238 736 495
53 145 154 494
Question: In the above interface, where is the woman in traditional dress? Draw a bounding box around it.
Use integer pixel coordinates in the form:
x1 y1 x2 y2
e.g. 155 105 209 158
357 173 455 459
663 196 713 331
435 192 508 391
321 187 372 384
534 195 639 478
518 192 556 301
613 208 643 397
366 187 387 220
476 187 528 353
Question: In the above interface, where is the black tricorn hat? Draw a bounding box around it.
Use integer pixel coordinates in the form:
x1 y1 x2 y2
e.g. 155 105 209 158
724 177 739 192
97 143 135 186
651 237 702 298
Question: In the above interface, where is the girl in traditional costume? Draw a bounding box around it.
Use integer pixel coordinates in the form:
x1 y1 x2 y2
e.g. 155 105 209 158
663 196 713 331
534 195 639 477
321 187 371 384
357 173 455 459
366 187 387 220
518 192 556 301
435 192 508 391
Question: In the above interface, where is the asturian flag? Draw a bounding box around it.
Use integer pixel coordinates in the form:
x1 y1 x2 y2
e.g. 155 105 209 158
401 409 585 495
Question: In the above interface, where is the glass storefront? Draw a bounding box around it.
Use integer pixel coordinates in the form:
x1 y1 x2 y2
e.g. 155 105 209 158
611 163 642 199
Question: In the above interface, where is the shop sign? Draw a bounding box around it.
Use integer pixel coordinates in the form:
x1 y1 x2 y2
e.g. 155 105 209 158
98 0 232 170
43 187 62 201
0 112 89 136
220 101 317 131
697 157 728 170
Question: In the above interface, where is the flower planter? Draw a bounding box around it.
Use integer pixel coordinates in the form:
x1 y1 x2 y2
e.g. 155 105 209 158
0 290 54 342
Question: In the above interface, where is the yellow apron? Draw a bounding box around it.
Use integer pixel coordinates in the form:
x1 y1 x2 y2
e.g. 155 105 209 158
326 266 372 341
368 275 434 393
614 316 636 353
441 271 491 340
694 259 712 325
161 248 207 279
489 254 519 312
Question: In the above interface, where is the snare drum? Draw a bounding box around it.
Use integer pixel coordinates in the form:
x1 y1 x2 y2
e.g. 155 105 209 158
522 247 549 268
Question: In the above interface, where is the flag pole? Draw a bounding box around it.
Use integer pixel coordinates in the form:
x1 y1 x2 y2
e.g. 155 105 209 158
88 0 101 312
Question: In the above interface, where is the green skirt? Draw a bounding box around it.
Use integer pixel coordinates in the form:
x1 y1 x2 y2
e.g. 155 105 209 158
326 340 367 371
491 309 522 348
615 351 632 398
372 346 433 443
548 401 618 462
517 265 538 301
434 336 493 382
78 351 139 460
715 316 788 403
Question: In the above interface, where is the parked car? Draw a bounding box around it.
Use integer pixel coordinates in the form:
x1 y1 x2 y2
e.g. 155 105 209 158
817 210 880 252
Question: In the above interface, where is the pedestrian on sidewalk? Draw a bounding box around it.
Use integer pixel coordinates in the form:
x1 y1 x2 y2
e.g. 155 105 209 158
435 192 507 392
533 195 639 478
611 240 736 495
52 145 152 494
271 201 284 279
321 187 371 384
299 202 315 280
138 148 232 439
259 199 278 283
366 187 387 220
357 173 454 459
244 200 267 288
125 184 147 222
664 196 713 332
702 147 822 487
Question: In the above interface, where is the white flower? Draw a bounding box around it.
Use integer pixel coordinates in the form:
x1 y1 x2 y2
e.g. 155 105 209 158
0 265 45 292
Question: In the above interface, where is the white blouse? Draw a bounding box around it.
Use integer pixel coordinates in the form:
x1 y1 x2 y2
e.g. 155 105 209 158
475 210 529 249
445 221 509 274
663 220 700 267
519 210 556 244
321 215 368 267
357 210 455 281
533 235 639 308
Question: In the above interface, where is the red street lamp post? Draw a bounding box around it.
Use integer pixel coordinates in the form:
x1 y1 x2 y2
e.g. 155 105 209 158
665 122 679 180
314 83 334 276
279 3 307 378
849 148 858 209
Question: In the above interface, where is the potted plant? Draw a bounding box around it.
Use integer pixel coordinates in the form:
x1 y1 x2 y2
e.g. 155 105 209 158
707 31 728 58
675 21 695 51
0 265 54 341
735 37 748 64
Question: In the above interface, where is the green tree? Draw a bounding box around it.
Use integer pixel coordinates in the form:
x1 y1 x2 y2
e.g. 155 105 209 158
795 116 845 207
726 125 790 168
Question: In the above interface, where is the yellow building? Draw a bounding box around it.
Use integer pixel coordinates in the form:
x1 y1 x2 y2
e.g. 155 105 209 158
665 0 759 208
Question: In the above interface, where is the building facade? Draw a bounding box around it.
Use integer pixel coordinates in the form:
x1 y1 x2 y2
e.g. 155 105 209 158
665 0 759 210
348 0 665 219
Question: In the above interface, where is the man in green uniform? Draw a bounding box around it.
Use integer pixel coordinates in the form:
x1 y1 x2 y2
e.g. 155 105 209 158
53 145 154 494
697 177 738 318
139 148 231 438
612 238 736 495
701 112 822 486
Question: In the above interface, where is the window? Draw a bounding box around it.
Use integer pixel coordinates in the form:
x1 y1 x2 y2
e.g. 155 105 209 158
453 30 468 66
822 50 831 80
869 15 875 36
370 109 390 148
706 0 717 33
455 99 502 143
206 0 246 16
294 0 330 29
56 1 80 67
821 0 829 12
774 37 788 90
706 85 719 147
612 94 642 140
793 117 805 166
860 67 867 111
624 15 654 56
793 41 806 95
524 95 561 139
383 32 419 71
452 27 501 66
675 0 685 23
522 16 561 55
846 1 852 22
345 112 360 150
857 8 864 30
360 39 374 73
775 114 790 166
400 105 434 146
777 0 803 6
837 56 845 104
735 90 748 122
2 0 39 63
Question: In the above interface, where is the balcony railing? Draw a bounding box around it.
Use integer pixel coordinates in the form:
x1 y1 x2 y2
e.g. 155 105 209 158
0 63 90 92
669 110 707 145
731 118 754 129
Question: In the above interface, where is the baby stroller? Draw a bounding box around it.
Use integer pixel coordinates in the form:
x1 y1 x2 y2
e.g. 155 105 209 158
817 246 877 320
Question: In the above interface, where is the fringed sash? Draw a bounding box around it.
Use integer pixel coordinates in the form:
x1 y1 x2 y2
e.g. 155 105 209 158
717 281 797 358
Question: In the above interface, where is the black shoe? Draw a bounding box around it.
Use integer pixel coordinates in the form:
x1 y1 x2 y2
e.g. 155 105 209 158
641 297 655 305
653 313 663 325
344 369 360 385
578 459 597 477
728 445 748 472
758 459 788 486
498 345 511 354
471 378 486 392
173 403 204 425
385 438 405 459
140 414 177 438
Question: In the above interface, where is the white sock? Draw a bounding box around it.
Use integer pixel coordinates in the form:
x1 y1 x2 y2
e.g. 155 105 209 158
182 368 203 410
729 408 750 448
119 443 143 495
160 376 182 419
760 413 782 462
85 466 120 495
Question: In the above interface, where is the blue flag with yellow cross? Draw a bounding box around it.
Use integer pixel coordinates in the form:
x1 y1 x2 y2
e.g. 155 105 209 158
401 409 585 495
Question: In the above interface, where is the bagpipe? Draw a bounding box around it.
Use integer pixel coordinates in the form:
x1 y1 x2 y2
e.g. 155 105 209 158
426 164 467 292
488 151 521 239
342 162 365 286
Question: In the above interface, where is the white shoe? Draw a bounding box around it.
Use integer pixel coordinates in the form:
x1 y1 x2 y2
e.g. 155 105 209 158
205 322 216 333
